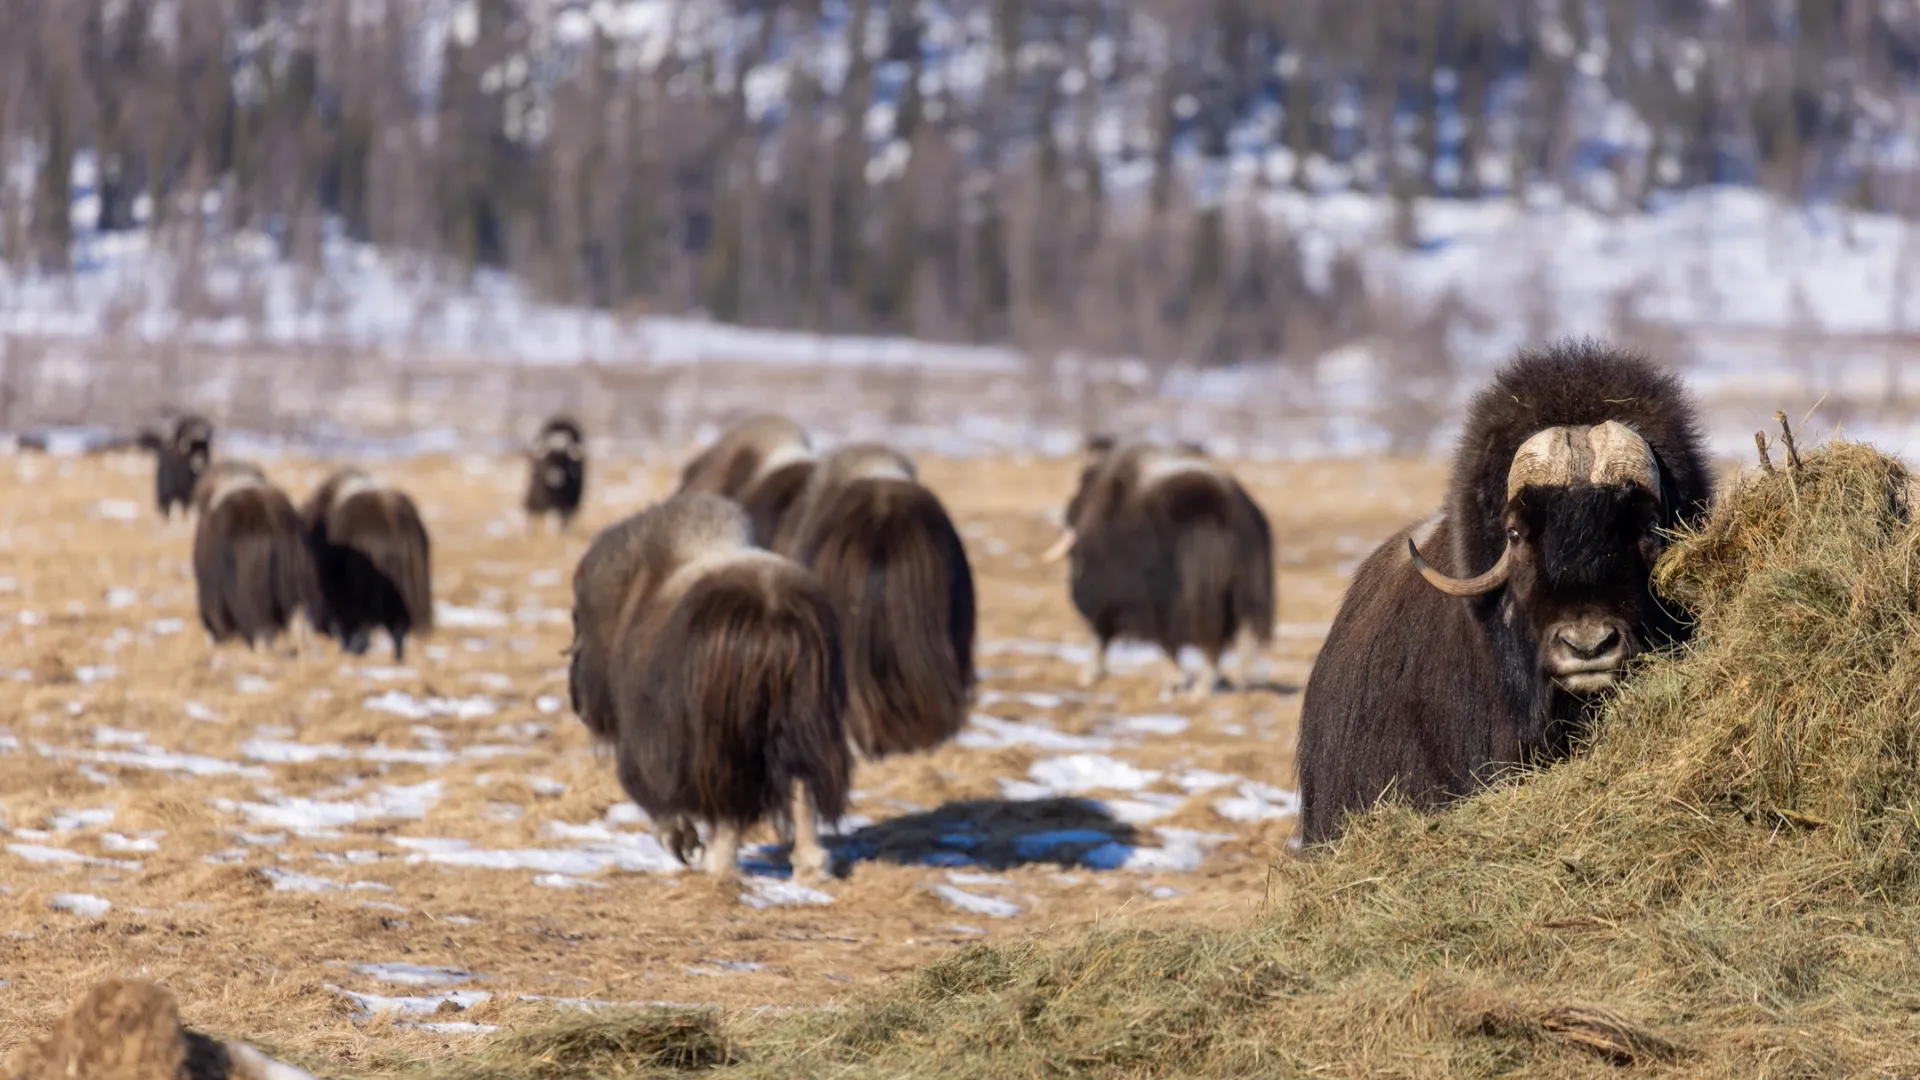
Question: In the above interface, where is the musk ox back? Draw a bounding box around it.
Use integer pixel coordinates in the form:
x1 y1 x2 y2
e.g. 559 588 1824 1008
191 462 320 650
776 444 976 759
151 415 213 521
1296 339 1713 845
1043 439 1275 700
568 493 849 879
301 469 434 661
523 416 586 531
676 414 817 547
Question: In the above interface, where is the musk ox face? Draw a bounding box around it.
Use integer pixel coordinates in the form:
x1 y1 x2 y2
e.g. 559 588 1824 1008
1410 420 1671 696
1046 440 1209 563
1501 482 1667 694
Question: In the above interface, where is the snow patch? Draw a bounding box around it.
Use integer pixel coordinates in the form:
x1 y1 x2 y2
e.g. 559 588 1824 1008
352 963 477 987
1007 754 1162 797
957 714 1114 752
926 884 1022 918
7 844 140 870
259 867 395 894
329 986 490 1019
49 893 112 918
398 828 681 877
533 873 605 889
39 743 268 780
435 603 511 629
1213 781 1301 823
48 807 114 832
216 781 442 831
740 879 834 909
363 690 497 721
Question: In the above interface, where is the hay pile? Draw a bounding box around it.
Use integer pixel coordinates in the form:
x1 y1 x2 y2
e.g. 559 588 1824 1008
5 978 317 1080
355 441 1920 1077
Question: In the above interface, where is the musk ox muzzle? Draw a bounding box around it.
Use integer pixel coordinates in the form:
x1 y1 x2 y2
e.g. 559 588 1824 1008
1542 614 1636 694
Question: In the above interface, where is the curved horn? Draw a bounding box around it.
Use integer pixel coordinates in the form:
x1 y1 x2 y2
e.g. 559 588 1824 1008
1588 420 1660 495
1507 427 1578 498
1408 535 1512 597
1041 528 1077 565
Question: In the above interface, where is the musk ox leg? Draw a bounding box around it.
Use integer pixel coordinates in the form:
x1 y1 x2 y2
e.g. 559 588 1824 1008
789 780 832 883
660 814 702 867
1158 647 1192 699
703 822 742 877
1233 625 1261 690
288 613 318 661
1077 637 1110 689
1188 651 1225 703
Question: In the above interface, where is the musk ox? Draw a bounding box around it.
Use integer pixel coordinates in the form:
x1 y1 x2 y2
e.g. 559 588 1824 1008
300 469 435 661
567 492 850 879
1041 438 1275 700
775 443 977 759
675 413 817 548
523 417 587 532
148 414 213 521
1295 340 1713 845
190 461 321 651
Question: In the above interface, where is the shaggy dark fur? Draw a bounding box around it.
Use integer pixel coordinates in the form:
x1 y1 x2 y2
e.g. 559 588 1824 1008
677 414 811 496
1296 338 1713 845
675 414 819 549
190 463 320 648
152 415 213 521
301 469 435 661
1059 441 1275 687
778 446 977 758
523 416 587 529
741 459 818 549
567 494 850 871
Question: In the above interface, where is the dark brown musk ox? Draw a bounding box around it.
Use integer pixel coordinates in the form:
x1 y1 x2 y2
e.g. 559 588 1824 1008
144 414 214 522
1040 438 1275 701
675 413 818 548
772 443 977 759
300 468 434 662
567 492 850 879
523 416 587 533
190 461 322 652
1295 339 1714 845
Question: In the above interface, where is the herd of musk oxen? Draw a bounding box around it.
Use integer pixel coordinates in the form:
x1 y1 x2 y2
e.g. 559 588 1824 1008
127 337 1710 877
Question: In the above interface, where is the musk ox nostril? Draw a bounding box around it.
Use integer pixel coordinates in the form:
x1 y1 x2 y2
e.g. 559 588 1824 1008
1556 623 1624 661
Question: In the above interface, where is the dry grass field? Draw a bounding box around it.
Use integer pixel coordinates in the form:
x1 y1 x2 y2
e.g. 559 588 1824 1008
0 446 1446 1068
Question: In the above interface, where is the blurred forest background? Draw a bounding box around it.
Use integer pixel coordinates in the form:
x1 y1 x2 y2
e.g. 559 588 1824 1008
8 1 1920 358
2 1 1919 453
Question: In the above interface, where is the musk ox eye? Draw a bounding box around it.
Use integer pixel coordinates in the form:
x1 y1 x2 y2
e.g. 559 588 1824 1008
1506 527 1520 542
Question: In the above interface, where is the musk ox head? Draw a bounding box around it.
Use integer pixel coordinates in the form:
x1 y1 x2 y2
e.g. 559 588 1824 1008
1043 438 1209 563
532 417 584 462
1408 420 1670 696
